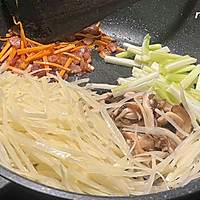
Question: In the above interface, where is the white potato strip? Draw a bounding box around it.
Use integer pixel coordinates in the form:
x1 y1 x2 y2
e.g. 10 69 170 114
134 98 149 128
29 68 52 75
0 71 140 196
8 137 37 174
0 132 26 171
1 71 200 196
0 137 11 168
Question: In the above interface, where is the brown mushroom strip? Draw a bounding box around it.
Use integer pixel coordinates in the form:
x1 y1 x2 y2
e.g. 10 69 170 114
155 108 190 138
157 99 166 109
171 105 192 139
163 102 173 112
125 102 142 116
157 112 184 127
115 108 134 121
138 135 155 151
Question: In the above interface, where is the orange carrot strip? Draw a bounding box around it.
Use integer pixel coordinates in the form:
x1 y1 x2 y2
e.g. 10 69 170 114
17 44 54 55
26 50 52 62
20 41 25 61
26 38 43 46
96 21 101 27
0 38 8 41
63 52 81 61
54 44 68 49
70 41 80 45
59 69 66 78
93 40 108 46
20 62 29 69
64 57 72 69
6 33 12 38
43 56 49 73
33 61 71 71
0 46 12 62
60 56 72 77
59 42 70 45
6 47 16 65
70 45 85 52
0 42 11 60
117 46 126 52
13 18 27 48
54 44 75 54
87 45 95 49
88 64 95 71
101 36 116 41
20 52 34 69
25 51 42 62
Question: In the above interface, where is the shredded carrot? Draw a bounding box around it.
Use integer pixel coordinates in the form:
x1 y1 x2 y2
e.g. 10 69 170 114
0 46 12 62
93 40 108 46
63 52 80 61
26 38 43 46
6 33 12 38
59 42 70 45
0 38 8 41
117 46 126 52
64 57 72 69
13 17 27 48
20 41 25 61
0 42 11 60
0 19 122 80
20 52 34 69
20 62 29 69
87 45 95 49
33 61 71 71
96 21 101 27
26 49 52 62
101 36 116 41
54 44 75 54
88 64 95 71
59 69 66 78
54 44 68 49
17 44 54 55
59 57 72 77
70 45 85 52
6 47 16 65
42 56 49 73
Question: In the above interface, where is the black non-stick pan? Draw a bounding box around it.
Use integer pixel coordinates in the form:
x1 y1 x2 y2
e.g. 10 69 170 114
0 0 200 199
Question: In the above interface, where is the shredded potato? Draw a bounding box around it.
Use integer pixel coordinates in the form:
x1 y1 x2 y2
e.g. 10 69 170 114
0 70 200 196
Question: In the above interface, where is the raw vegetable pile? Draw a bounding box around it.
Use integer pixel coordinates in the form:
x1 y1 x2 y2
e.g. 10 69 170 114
0 23 200 196
0 19 124 80
105 34 200 127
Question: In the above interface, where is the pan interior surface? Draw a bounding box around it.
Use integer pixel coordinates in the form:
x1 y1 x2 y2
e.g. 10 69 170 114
0 0 200 199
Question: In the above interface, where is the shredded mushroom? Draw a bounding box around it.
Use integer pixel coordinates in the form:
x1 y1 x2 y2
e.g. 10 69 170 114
100 91 193 156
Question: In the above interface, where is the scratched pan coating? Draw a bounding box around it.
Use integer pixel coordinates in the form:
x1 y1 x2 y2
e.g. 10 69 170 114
0 0 200 199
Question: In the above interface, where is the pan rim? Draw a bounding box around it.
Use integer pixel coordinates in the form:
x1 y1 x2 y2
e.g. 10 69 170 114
0 164 200 200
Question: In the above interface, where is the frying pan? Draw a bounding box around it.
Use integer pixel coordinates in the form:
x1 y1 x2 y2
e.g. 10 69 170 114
0 0 200 199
